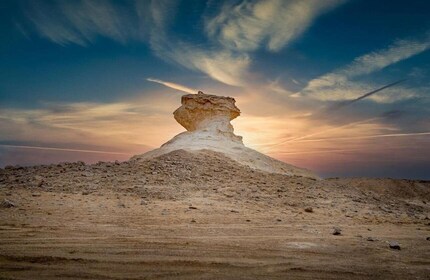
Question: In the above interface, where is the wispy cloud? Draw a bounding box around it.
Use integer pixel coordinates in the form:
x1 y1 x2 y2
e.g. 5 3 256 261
162 46 251 86
147 78 197 94
23 0 250 86
0 96 183 153
22 0 346 87
206 0 345 52
140 0 251 87
0 144 131 155
26 0 138 46
302 34 430 102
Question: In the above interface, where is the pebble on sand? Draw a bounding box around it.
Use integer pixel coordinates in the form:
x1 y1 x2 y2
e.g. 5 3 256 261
388 241 401 250
1 198 16 208
332 227 342 235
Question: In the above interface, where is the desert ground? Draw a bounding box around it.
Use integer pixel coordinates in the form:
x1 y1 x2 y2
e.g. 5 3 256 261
1 150 429 279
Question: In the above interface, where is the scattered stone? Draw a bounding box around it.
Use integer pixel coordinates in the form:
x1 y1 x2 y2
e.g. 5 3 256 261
332 227 342 235
246 219 251 222
1 198 16 208
426 237 430 241
388 241 401 250
189 206 198 210
367 237 375 242
140 199 147 205
276 218 282 222
32 193 41 197
230 210 239 213
34 175 44 187
82 191 90 195
190 219 196 223
118 202 126 208
304 207 313 213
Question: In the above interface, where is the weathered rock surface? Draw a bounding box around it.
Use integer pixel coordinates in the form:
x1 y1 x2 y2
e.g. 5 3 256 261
132 91 317 179
174 91 241 134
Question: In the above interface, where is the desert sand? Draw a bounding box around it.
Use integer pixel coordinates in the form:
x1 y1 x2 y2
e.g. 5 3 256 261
0 150 429 279
1 93 429 279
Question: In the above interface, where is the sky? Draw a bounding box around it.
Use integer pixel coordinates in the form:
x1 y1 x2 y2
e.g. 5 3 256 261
1 0 430 179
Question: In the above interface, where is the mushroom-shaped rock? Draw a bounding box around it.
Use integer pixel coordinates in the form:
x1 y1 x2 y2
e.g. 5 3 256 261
174 91 240 133
131 91 318 179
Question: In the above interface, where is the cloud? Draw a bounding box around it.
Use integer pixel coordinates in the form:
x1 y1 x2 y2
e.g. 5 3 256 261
163 46 251 86
26 0 138 46
25 0 250 87
205 0 345 52
302 34 430 102
147 78 197 94
151 0 342 86
0 144 131 155
0 95 183 154
22 0 345 87
26 0 248 86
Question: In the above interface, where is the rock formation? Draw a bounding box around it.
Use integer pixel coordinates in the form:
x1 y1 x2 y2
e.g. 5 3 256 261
132 91 318 179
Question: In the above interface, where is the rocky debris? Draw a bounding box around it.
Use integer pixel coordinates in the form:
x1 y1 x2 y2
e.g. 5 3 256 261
1 198 16 208
332 227 342 235
366 237 376 241
304 207 313 213
388 241 401 250
0 149 429 224
426 237 430 241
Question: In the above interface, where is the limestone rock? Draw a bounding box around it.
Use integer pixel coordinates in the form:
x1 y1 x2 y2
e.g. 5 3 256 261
174 91 240 133
132 91 318 179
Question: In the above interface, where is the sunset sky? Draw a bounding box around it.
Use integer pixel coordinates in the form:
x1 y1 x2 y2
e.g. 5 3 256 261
1 0 430 178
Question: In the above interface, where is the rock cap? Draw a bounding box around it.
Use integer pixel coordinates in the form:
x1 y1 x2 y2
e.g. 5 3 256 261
173 91 240 132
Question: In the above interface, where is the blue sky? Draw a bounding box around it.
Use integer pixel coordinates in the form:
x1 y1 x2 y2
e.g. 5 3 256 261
1 0 429 179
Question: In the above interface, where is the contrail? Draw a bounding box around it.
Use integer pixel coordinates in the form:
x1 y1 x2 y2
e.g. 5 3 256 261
289 131 430 143
264 80 407 152
263 117 381 152
272 145 422 156
0 144 132 155
328 79 407 111
147 78 196 94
